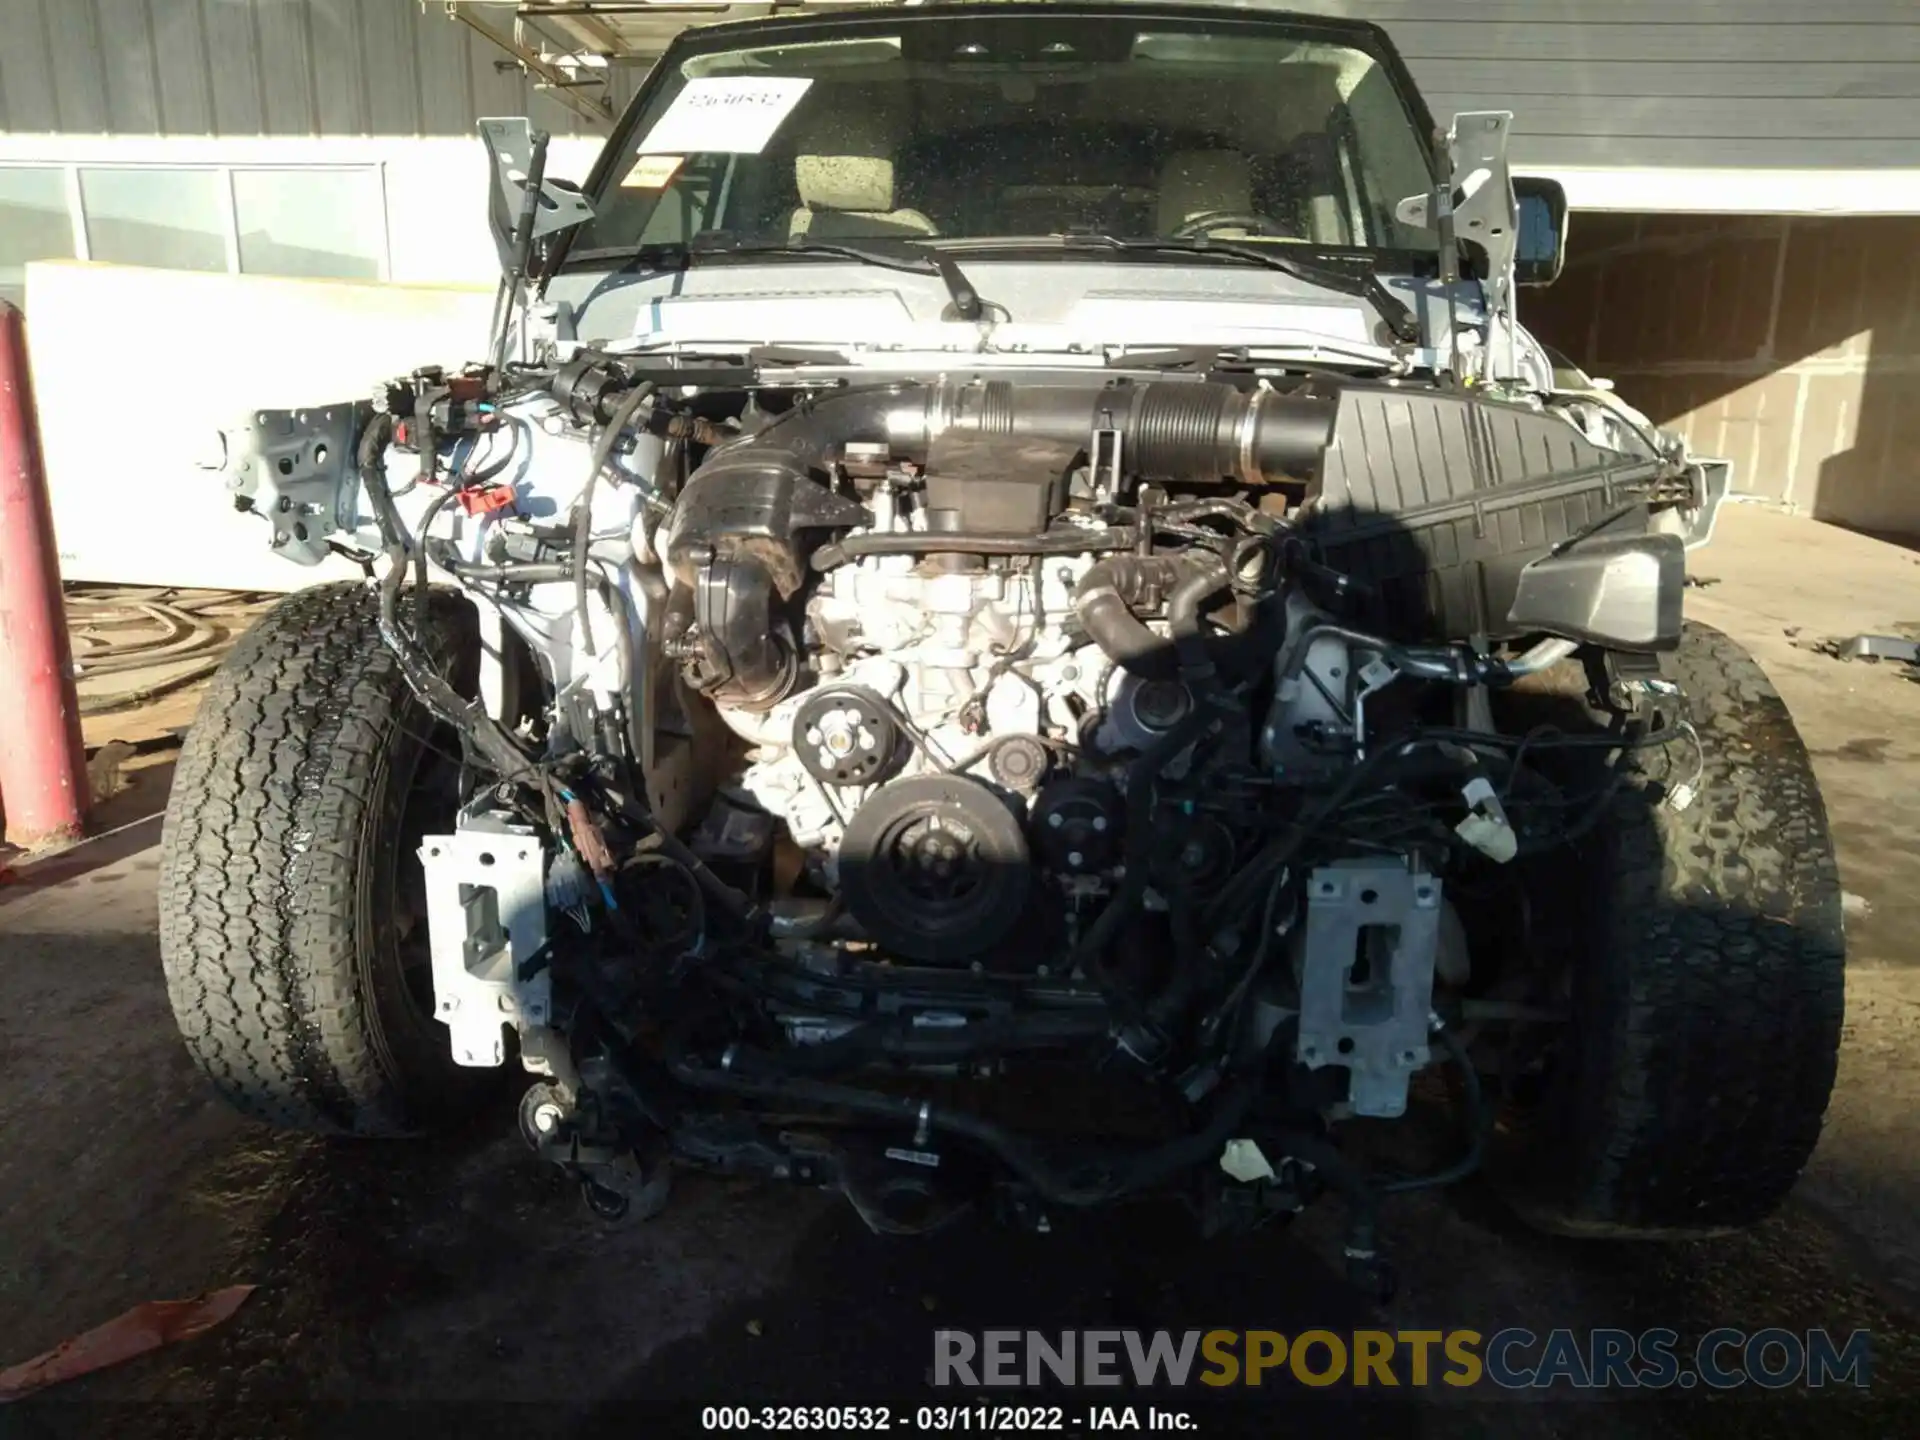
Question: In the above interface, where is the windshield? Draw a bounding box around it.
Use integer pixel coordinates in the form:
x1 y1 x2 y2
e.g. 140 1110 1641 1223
571 13 1435 263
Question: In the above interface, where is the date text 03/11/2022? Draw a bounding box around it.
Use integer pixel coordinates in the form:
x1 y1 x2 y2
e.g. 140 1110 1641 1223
700 1405 1192 1431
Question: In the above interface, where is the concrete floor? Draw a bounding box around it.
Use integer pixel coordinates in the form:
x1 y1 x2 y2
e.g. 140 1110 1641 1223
2 505 1918 1436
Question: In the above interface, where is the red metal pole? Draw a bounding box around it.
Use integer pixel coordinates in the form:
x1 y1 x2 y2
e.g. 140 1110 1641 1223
0 301 88 847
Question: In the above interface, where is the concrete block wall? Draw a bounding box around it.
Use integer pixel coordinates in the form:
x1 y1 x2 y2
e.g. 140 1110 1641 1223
1523 213 1920 538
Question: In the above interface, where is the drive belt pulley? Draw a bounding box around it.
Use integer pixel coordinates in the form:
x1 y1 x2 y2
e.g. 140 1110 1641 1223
792 685 905 788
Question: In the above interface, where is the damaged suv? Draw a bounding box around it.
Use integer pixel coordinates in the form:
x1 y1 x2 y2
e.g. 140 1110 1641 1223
160 2 1842 1288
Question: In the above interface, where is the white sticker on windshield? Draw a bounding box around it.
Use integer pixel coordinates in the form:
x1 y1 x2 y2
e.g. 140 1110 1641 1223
637 77 814 156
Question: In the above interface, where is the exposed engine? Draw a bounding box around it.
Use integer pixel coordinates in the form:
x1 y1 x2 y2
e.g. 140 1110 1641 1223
228 350 1700 1283
666 379 1337 967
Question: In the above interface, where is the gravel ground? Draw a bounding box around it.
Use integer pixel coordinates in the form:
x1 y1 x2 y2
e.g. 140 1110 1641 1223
3 507 1917 1438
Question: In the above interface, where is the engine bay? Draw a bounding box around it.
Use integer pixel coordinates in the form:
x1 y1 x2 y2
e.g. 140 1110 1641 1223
225 349 1700 1277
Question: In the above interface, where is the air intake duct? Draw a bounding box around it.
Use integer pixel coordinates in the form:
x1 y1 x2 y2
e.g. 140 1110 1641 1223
695 378 1335 491
886 379 1334 488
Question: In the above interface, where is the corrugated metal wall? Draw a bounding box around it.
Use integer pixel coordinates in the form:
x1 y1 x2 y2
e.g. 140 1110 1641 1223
3 0 1918 171
0 0 625 138
4 0 1919 171
1350 0 1920 169
1284 0 1920 170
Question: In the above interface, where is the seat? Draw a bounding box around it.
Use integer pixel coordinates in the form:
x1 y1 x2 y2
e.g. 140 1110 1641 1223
788 105 938 241
1157 142 1350 243
1156 150 1255 237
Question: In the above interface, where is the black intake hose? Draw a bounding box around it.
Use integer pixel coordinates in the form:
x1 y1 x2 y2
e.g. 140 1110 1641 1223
887 379 1335 486
1073 552 1235 682
1074 555 1189 681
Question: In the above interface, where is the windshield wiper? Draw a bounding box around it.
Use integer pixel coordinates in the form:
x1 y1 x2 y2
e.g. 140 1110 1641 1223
557 235 988 321
678 235 987 322
1014 234 1420 345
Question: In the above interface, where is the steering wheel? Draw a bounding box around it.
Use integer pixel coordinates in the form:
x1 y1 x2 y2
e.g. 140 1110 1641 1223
1170 210 1283 240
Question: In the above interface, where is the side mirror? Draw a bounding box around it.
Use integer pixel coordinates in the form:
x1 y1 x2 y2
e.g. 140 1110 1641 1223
1514 176 1568 286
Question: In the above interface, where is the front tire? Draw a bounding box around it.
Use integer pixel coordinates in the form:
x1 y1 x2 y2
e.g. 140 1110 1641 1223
159 582 492 1136
1497 623 1846 1235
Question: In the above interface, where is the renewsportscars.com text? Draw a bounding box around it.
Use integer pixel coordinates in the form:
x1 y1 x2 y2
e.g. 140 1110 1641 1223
932 1327 1872 1391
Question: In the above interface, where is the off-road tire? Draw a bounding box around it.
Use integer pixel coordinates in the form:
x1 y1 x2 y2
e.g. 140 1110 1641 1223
1498 622 1845 1235
159 582 492 1136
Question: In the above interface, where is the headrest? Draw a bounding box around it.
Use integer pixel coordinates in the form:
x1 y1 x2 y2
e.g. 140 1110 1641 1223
794 104 898 213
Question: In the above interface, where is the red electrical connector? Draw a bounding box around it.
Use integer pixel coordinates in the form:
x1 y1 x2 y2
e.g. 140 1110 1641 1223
457 486 517 518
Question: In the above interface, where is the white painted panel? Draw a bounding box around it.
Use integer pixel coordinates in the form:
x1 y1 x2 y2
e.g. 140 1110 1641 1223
25 261 496 590
1552 167 1920 214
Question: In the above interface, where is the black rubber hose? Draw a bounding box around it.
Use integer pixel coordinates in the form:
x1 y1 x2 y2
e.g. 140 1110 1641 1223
1067 700 1224 1007
572 381 656 659
1379 1025 1486 1194
1167 552 1231 679
1071 553 1231 683
1156 497 1282 534
1073 555 1184 681
412 483 462 633
1145 896 1207 1037
584 774 761 927
1261 1129 1382 1273
439 558 574 584
811 527 1134 572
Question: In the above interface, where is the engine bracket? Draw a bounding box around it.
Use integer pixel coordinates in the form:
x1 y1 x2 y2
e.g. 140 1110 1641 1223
419 816 552 1067
1294 860 1442 1118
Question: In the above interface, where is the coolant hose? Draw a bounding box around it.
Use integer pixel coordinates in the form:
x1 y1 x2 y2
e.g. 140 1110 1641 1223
1073 553 1231 682
1167 553 1232 679
1073 555 1185 681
